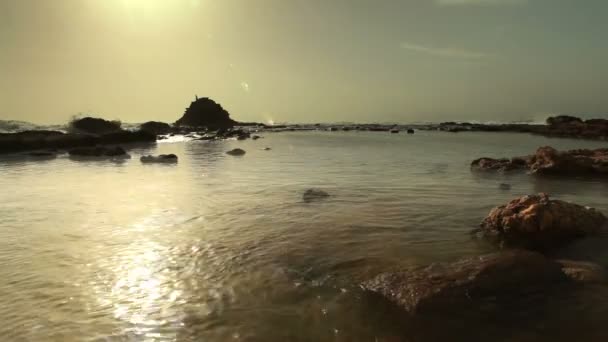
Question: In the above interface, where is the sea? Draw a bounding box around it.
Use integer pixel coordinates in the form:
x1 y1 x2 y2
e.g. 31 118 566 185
1 130 607 341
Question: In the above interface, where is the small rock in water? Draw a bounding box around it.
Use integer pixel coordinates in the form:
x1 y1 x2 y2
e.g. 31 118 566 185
499 183 511 190
303 188 330 202
252 135 261 140
140 154 178 163
407 128 415 134
263 147 271 151
226 148 246 156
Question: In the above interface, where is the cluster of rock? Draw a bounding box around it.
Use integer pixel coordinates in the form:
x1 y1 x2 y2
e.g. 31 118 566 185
471 146 608 176
363 193 608 315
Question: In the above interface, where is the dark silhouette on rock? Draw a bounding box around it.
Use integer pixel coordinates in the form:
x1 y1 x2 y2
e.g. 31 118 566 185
69 146 129 158
140 121 172 135
362 250 568 314
69 117 122 134
302 188 330 202
226 148 246 156
140 154 178 163
175 96 236 129
475 193 607 249
472 146 608 176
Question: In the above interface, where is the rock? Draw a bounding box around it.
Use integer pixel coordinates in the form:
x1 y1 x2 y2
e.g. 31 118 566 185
390 129 400 134
0 130 155 154
252 135 261 140
470 157 528 172
546 115 584 126
329 127 338 132
477 193 607 249
303 188 330 202
557 260 607 283
27 151 57 159
407 129 415 134
140 121 172 135
528 146 608 176
69 117 122 134
362 250 568 314
498 183 511 190
226 148 246 156
140 154 178 163
69 146 129 158
263 147 271 151
175 96 236 129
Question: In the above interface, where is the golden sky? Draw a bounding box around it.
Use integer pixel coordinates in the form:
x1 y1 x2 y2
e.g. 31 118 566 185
1 0 607 124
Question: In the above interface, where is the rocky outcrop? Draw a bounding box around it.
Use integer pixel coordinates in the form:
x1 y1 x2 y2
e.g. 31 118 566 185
363 250 568 314
69 117 122 134
303 189 330 202
476 193 607 249
69 146 129 158
175 96 236 129
140 154 178 163
0 130 155 154
472 146 608 176
546 115 584 126
226 148 246 156
140 121 172 135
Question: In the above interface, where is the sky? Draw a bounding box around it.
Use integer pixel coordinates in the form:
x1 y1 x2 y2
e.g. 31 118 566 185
1 0 608 124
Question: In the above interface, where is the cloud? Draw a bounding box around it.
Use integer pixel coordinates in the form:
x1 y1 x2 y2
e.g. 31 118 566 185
436 0 527 5
399 42 488 59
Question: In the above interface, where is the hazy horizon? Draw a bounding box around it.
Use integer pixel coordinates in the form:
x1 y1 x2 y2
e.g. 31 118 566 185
2 0 608 125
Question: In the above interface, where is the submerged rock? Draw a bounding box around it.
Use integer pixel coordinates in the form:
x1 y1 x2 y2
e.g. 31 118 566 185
226 148 246 156
69 146 129 158
362 250 568 314
263 147 271 151
470 157 528 172
175 96 236 129
303 188 330 202
477 193 607 249
140 154 178 163
252 135 261 140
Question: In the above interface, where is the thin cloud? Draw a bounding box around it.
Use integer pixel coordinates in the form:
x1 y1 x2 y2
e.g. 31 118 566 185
400 42 488 59
436 0 527 6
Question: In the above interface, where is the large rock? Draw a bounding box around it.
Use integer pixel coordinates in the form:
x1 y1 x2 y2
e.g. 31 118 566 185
175 96 236 129
362 250 568 314
140 121 172 135
477 193 607 248
528 146 608 176
69 117 122 134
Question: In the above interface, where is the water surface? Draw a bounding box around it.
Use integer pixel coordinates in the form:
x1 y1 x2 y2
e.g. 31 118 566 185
1 131 608 341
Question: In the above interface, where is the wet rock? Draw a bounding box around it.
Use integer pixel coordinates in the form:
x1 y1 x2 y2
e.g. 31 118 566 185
303 188 330 202
263 147 271 151
252 135 261 140
390 129 400 134
175 96 236 129
362 250 568 314
69 146 129 158
407 129 415 134
69 117 122 134
140 154 178 163
477 193 607 249
557 260 608 283
139 121 172 135
528 146 608 176
226 148 246 156
470 157 528 172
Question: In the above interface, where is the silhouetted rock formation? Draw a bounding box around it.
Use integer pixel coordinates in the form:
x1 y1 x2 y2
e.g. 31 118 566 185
302 189 330 202
475 193 607 249
140 154 178 163
69 146 129 158
471 146 608 176
0 130 155 154
363 250 569 314
69 117 122 134
175 97 236 129
140 121 172 135
546 115 584 126
226 148 246 156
